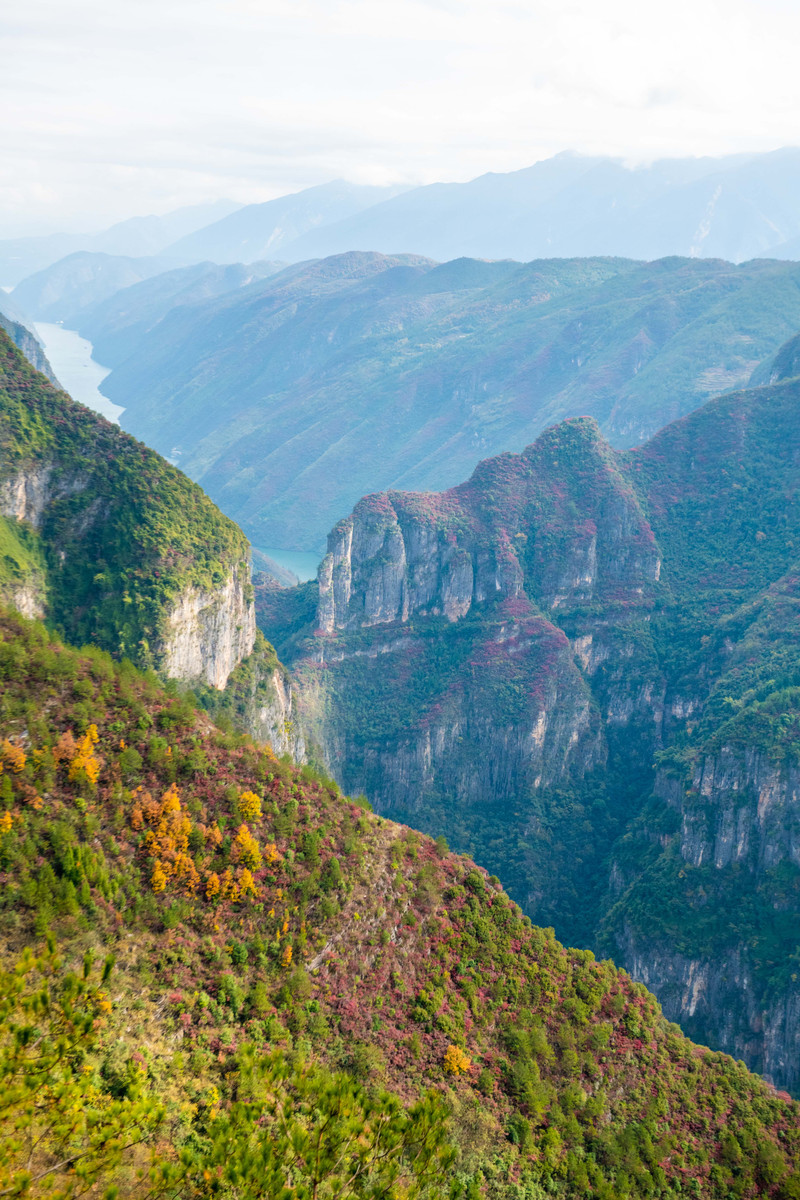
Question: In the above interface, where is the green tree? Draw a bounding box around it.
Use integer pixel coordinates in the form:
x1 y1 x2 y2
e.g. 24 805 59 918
0 943 165 1198
182 1048 457 1199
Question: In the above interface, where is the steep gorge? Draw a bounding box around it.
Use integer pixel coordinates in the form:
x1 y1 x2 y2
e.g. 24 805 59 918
261 353 800 1089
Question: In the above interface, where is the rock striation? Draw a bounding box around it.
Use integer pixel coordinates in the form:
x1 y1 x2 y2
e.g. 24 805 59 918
607 748 800 1090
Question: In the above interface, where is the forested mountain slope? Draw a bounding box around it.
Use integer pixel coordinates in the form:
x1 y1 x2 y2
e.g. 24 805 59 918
91 251 800 552
75 260 286 367
1 606 798 1199
258 340 800 1090
11 257 285 343
12 252 175 326
0 327 254 687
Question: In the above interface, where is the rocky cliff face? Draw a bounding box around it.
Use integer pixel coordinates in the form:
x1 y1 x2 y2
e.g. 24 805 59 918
161 562 255 689
309 424 657 826
0 462 90 530
0 328 257 693
622 933 800 1094
0 459 257 690
607 749 800 1090
306 608 603 814
317 500 523 634
235 656 305 760
0 574 45 620
281 419 669 959
318 419 661 632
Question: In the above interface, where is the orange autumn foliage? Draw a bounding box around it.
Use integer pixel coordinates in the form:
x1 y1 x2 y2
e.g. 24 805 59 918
54 726 101 786
138 784 200 896
1 739 27 775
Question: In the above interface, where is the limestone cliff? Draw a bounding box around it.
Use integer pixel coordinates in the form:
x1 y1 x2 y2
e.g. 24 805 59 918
278 418 667 951
606 748 800 1091
0 455 257 691
161 561 255 688
197 630 306 762
242 658 305 760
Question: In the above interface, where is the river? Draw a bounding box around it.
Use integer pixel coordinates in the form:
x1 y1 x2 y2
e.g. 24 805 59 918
34 322 123 424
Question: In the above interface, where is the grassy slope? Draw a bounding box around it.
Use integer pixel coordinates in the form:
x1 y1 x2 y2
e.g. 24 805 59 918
1 606 799 1198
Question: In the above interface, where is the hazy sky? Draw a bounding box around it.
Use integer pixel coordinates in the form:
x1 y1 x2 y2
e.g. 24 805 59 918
3 0 800 235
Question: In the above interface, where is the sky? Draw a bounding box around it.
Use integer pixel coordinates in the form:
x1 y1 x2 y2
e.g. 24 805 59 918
3 0 800 236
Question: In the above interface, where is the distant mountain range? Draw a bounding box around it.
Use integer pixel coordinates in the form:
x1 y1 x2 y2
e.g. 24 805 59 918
0 199 239 286
73 250 800 552
276 149 800 266
149 148 800 267
163 180 408 266
9 148 800 297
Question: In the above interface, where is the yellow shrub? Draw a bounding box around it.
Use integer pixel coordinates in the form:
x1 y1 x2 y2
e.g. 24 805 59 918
443 1045 471 1075
67 726 100 786
140 785 197 895
219 868 240 903
239 868 258 898
233 823 262 871
2 740 27 775
238 790 262 821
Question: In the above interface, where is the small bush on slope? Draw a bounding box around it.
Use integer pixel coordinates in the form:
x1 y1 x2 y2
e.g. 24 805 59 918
0 606 798 1199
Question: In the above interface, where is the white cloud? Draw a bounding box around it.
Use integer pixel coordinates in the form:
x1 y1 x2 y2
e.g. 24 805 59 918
1 0 798 233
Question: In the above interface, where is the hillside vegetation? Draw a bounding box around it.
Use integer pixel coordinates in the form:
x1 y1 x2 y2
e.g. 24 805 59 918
1 607 799 1198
